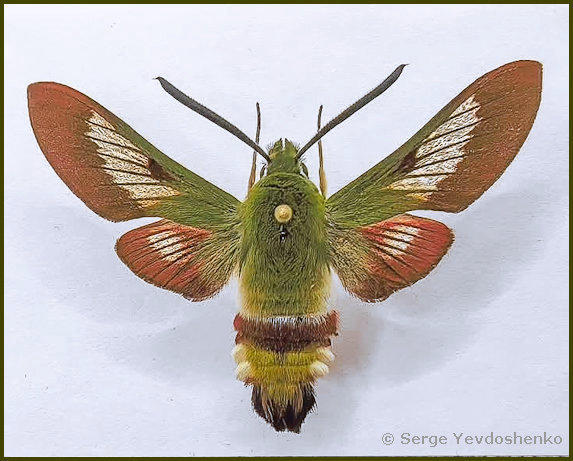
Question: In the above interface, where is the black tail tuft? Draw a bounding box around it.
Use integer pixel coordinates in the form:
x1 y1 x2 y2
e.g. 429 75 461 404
251 384 316 433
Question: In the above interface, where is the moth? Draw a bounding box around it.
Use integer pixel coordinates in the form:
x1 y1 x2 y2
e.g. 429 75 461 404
28 60 542 433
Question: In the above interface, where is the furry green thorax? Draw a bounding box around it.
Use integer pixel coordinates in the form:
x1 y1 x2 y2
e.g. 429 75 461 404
239 141 329 317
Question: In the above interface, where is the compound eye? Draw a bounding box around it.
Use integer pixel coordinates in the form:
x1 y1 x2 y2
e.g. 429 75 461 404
274 204 293 223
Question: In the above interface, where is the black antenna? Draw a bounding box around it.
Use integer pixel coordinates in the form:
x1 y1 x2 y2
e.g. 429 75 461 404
296 64 407 160
155 77 270 162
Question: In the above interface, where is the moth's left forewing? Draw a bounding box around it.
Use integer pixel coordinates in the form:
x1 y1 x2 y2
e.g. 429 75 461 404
28 82 239 230
29 82 242 300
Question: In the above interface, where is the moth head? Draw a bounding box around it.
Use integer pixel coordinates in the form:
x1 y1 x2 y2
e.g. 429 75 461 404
265 139 308 176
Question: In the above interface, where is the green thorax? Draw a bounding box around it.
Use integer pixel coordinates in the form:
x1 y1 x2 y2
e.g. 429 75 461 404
238 139 330 317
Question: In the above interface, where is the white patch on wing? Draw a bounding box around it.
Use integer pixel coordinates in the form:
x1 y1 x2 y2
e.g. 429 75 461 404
415 144 468 168
384 239 410 251
415 126 475 158
86 111 180 204
409 157 464 175
392 225 421 236
151 236 182 250
389 175 447 191
91 138 148 167
160 246 186 262
430 107 480 138
451 94 479 116
98 156 150 175
87 112 148 165
382 247 405 257
88 111 114 130
146 230 174 243
388 94 481 198
147 234 189 262
383 231 414 242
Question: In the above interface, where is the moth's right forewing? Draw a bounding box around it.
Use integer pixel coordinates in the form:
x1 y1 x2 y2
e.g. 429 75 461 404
397 59 543 213
327 60 542 228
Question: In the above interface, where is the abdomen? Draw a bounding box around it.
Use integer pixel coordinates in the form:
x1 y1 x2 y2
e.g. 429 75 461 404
235 173 337 432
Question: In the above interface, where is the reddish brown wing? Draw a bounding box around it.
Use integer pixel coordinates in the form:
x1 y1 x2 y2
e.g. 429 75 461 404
28 82 239 230
29 82 241 299
327 60 543 227
116 220 238 301
331 214 453 302
328 61 541 302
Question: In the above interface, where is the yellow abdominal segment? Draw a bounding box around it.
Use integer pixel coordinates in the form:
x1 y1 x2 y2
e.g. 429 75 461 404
233 343 334 406
233 343 333 382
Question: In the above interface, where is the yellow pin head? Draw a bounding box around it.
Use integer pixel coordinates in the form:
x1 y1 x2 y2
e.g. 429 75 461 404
274 204 293 223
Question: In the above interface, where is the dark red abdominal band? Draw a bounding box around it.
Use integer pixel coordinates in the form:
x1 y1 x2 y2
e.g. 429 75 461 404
234 311 339 353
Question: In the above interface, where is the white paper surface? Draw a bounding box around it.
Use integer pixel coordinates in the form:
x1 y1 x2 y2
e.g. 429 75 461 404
4 4 568 456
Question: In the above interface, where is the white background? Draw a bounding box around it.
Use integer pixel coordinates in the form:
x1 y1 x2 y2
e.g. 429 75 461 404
4 4 568 456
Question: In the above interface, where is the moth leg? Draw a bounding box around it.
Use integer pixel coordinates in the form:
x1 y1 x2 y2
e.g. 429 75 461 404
248 102 262 192
317 105 327 197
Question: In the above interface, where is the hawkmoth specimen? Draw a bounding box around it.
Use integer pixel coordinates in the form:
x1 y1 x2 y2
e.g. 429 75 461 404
28 60 542 432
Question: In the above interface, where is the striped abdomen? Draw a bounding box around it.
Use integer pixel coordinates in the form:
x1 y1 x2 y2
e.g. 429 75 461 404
237 171 332 431
233 311 338 432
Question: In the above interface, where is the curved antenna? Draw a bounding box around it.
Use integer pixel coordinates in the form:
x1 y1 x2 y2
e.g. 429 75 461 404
156 77 270 162
296 64 407 160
